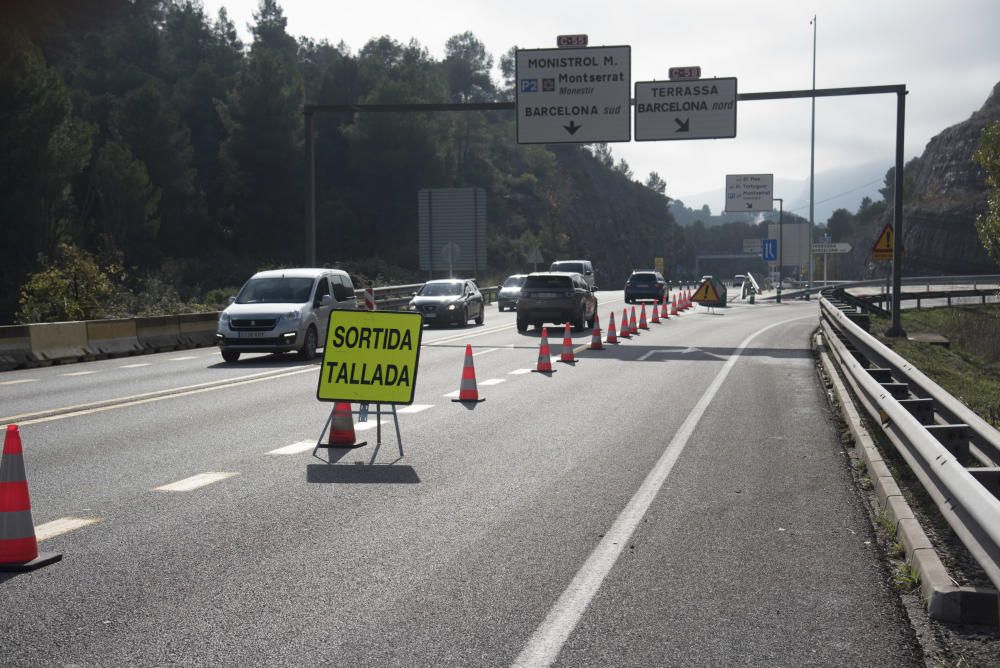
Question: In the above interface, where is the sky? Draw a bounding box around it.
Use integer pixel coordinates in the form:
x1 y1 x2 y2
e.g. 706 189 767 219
199 0 1000 218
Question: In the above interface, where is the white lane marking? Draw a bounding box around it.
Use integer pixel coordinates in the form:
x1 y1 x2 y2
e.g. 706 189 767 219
472 348 499 357
509 369 532 375
479 378 507 386
169 356 197 361
512 313 814 668
638 350 671 361
62 370 96 377
0 379 38 386
35 516 102 541
397 404 433 414
442 390 461 399
267 440 315 455
355 420 389 431
155 472 239 492
5 367 314 426
118 363 151 368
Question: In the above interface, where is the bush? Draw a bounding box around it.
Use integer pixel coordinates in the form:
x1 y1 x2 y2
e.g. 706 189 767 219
17 244 116 323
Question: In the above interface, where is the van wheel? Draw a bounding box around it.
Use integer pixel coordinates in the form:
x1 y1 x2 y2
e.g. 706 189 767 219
573 309 586 332
298 327 317 361
475 305 484 325
221 350 240 363
517 318 527 332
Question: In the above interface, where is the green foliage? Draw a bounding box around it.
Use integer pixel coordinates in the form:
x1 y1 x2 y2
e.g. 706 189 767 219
973 120 1000 262
17 244 116 323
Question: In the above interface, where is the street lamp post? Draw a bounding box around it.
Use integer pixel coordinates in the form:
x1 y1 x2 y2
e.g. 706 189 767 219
807 15 817 299
774 197 784 303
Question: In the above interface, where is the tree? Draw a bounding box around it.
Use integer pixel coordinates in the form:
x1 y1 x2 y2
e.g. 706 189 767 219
591 143 613 168
973 120 1000 263
443 32 494 102
645 171 667 195
826 208 853 240
614 158 633 180
17 243 115 323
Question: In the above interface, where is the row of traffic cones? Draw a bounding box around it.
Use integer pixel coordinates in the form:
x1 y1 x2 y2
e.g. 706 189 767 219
322 291 697 446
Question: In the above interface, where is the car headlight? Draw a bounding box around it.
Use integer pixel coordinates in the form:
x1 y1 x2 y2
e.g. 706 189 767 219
219 312 231 325
408 302 417 310
282 311 301 322
448 303 457 311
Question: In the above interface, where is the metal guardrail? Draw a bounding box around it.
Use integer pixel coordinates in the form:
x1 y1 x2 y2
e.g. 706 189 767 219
360 283 499 310
819 293 1000 595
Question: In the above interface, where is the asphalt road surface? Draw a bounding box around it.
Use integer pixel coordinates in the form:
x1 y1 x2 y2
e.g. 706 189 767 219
1 292 921 666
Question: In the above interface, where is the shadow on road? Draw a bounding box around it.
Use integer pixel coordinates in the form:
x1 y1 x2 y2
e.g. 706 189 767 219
306 463 420 484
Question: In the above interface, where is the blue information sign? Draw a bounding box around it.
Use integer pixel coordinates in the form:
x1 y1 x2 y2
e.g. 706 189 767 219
761 239 778 262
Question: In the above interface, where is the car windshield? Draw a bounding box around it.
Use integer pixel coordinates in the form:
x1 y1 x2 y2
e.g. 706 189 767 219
551 262 584 274
503 276 526 288
525 275 573 289
419 282 462 296
236 277 314 304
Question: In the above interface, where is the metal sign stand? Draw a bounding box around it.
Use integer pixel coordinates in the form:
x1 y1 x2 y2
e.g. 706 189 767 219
312 403 405 462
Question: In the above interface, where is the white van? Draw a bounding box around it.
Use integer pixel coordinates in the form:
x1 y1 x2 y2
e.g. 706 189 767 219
216 268 357 363
549 260 596 290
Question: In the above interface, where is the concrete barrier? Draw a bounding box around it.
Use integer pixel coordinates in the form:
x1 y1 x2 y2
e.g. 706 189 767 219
29 321 90 364
85 319 143 358
178 312 219 348
135 316 181 352
0 325 37 370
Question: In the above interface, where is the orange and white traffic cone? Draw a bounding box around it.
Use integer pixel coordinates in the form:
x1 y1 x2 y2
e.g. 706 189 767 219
660 295 669 319
532 327 556 373
589 313 604 350
639 304 649 330
619 308 631 339
0 425 62 572
453 343 486 402
559 322 575 363
650 301 660 324
326 402 367 448
629 307 639 335
606 312 619 344
671 296 679 316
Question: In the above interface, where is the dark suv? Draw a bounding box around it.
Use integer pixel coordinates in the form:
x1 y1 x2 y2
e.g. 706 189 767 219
516 272 597 332
624 270 667 304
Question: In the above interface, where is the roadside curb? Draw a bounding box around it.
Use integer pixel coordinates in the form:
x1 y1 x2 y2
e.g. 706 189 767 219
815 333 1000 627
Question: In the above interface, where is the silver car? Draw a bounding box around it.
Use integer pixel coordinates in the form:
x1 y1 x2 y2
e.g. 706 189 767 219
216 268 357 363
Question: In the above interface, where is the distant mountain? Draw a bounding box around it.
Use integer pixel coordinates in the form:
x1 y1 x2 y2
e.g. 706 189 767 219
671 160 887 226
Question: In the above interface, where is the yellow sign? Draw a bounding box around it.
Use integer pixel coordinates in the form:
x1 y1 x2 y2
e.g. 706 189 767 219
691 279 720 303
872 223 893 260
316 310 424 404
654 256 664 274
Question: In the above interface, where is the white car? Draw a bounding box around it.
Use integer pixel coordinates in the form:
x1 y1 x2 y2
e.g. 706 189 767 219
216 268 357 363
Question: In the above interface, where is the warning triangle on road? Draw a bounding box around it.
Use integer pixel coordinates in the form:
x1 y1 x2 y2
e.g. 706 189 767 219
872 223 893 260
691 279 720 303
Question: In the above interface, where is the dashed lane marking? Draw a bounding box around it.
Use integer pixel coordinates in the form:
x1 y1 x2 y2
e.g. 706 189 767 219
118 363 151 369
479 378 507 386
397 404 433 414
35 516 102 541
0 379 38 386
509 369 532 375
472 348 499 357
62 370 96 377
155 472 239 492
267 440 315 455
169 356 198 361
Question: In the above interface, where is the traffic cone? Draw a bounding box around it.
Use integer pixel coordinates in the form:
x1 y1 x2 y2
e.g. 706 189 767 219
650 301 660 324
326 402 367 448
660 295 669 319
671 296 679 316
559 322 576 363
629 307 639 335
606 311 619 344
639 304 649 329
533 327 556 373
0 425 62 572
453 343 486 402
619 308 631 339
589 313 604 350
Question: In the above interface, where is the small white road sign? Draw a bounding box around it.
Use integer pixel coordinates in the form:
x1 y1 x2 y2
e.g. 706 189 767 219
516 46 631 144
635 77 736 141
725 173 774 212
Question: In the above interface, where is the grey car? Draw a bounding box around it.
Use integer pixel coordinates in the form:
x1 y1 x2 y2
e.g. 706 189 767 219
497 274 528 311
516 272 597 332
408 279 485 326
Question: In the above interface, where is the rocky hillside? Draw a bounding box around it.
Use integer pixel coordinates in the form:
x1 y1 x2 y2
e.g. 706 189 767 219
890 82 998 275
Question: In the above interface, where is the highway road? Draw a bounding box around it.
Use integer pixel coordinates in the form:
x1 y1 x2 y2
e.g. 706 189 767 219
1 291 922 666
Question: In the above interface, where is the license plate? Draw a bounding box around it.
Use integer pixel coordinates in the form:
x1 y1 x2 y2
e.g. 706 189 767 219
539 292 559 298
237 331 268 338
